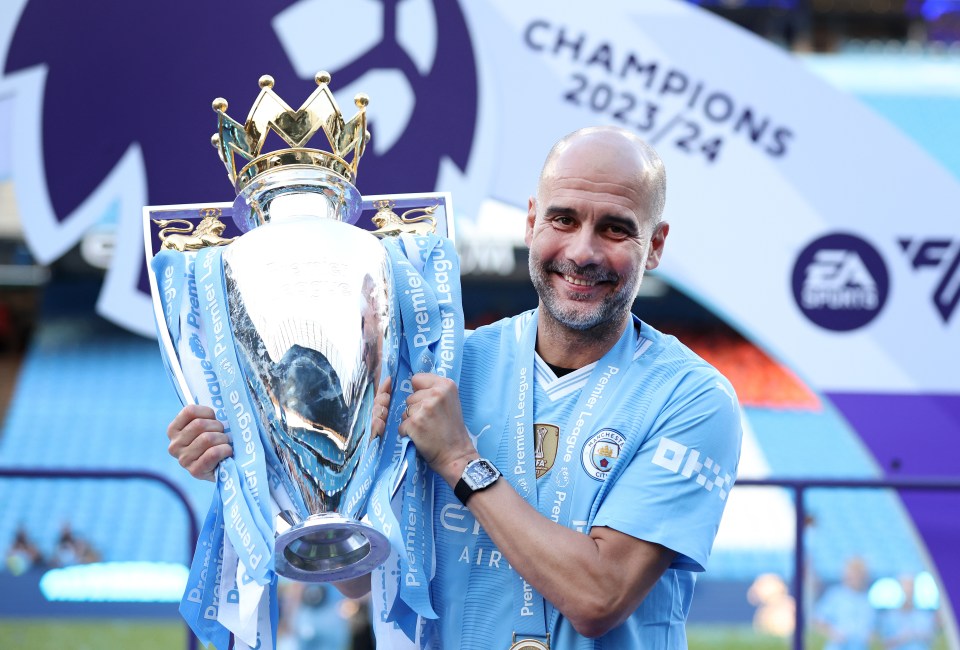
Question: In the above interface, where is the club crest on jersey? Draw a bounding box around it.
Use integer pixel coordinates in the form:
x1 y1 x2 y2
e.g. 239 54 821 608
534 423 560 479
581 429 625 481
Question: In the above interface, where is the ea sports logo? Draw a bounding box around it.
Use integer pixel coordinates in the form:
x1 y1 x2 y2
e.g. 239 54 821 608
791 233 889 331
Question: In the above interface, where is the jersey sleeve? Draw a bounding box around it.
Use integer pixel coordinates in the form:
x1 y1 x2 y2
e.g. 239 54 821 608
591 369 743 571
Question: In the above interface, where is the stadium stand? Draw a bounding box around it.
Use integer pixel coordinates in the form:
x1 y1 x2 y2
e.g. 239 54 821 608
0 312 211 567
688 329 930 585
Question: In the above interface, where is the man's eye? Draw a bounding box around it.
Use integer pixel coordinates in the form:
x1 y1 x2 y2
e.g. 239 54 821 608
606 225 632 238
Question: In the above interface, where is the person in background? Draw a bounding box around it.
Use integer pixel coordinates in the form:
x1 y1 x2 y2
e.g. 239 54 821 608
5 526 44 575
813 556 876 650
51 522 80 567
51 522 101 567
879 574 938 650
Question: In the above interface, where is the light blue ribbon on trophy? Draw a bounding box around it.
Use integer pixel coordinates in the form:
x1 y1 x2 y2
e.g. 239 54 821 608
152 250 186 352
233 573 279 650
153 250 229 647
194 247 276 585
462 311 637 648
195 246 282 647
154 252 201 628
366 233 464 643
216 538 246 643
213 549 279 650
217 534 273 649
235 360 310 523
179 493 230 650
155 248 279 649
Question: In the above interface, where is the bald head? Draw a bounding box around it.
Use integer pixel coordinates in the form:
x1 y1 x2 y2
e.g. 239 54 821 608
537 126 666 225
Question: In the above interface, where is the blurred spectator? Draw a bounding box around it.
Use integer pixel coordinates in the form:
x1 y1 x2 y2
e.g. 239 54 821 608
347 595 374 650
748 573 795 636
879 574 939 650
5 526 44 575
278 581 352 650
277 580 297 650
51 522 101 567
813 556 876 650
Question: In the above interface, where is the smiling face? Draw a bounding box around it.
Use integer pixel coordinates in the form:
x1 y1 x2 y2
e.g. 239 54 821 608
526 128 668 335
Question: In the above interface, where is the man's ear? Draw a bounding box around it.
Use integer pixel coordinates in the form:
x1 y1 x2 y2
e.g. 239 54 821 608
524 196 537 247
645 221 669 270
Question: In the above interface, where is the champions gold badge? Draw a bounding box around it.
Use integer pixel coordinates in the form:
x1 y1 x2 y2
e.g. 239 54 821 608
534 423 559 479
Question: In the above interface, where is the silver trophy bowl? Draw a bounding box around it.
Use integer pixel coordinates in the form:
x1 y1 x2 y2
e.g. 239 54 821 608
224 166 393 582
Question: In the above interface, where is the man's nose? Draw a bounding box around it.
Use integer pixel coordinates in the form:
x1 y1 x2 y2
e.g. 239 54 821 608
566 229 601 267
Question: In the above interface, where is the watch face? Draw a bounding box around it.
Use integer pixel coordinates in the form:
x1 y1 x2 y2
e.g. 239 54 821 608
465 459 499 489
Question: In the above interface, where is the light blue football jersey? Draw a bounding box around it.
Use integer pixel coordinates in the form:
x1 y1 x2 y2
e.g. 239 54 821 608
377 310 742 650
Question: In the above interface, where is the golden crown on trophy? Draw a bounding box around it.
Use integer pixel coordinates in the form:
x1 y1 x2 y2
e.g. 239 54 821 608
211 72 369 193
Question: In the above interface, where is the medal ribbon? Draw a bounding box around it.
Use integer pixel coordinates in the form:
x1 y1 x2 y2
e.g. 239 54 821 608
539 319 637 633
488 311 637 646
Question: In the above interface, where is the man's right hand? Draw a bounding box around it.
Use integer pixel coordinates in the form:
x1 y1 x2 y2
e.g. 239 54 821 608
166 404 233 482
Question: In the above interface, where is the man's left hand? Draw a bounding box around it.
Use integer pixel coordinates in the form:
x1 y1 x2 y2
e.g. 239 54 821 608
398 373 478 485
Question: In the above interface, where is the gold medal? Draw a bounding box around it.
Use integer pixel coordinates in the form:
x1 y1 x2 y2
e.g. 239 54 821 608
509 633 550 650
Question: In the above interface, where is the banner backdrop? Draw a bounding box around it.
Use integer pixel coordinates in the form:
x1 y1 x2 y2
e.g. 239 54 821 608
2 0 957 637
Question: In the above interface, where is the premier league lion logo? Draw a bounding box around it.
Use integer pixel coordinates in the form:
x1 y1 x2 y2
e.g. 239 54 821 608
2 0 478 334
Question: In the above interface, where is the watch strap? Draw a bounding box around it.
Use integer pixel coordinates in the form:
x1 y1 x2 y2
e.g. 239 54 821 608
454 477 475 505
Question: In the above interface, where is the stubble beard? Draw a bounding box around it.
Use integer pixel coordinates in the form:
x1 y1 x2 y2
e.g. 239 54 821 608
529 254 639 332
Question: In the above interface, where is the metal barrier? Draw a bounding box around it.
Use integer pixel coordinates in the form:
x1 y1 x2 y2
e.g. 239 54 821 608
736 476 960 650
0 467 200 650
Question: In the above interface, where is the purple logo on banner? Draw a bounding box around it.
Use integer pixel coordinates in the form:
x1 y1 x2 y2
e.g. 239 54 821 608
792 233 889 331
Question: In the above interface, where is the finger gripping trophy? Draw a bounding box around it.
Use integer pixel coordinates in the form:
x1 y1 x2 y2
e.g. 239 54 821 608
151 71 395 586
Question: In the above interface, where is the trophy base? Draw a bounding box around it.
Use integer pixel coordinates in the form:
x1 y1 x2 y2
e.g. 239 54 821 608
274 514 391 583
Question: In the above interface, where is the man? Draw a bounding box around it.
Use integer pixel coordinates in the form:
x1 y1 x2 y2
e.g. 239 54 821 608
168 126 742 648
814 557 876 650
878 574 938 650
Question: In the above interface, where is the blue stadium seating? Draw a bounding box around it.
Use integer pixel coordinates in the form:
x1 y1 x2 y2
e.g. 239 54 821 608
0 317 213 566
716 406 929 585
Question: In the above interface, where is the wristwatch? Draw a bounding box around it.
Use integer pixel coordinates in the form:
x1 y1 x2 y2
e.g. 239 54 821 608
454 458 501 505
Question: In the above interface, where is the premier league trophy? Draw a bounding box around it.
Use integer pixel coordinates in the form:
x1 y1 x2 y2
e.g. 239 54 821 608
147 72 400 586
146 70 462 648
